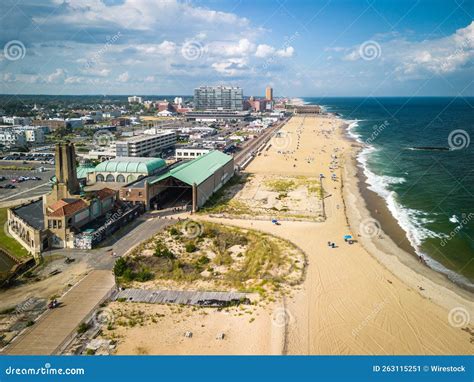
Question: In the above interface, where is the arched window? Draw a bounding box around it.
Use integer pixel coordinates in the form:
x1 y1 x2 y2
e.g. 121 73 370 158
96 174 105 182
116 174 125 183
126 174 135 183
106 174 115 182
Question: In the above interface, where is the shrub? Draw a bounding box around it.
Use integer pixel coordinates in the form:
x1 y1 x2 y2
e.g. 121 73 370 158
113 257 128 277
185 242 197 253
77 322 90 334
196 255 210 267
154 241 175 259
134 267 154 282
169 227 180 236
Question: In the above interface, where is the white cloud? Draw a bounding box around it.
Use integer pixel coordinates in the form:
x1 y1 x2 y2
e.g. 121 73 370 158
117 71 130 82
210 38 255 57
255 44 275 58
276 46 294 58
46 68 67 83
340 21 474 78
211 58 248 76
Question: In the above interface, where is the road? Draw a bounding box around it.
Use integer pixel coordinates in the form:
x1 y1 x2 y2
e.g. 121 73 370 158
234 117 289 167
1 213 174 355
4 270 114 355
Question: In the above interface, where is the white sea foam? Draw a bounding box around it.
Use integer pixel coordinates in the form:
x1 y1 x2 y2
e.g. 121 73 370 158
340 116 474 289
357 145 474 288
449 214 459 224
358 146 443 248
346 119 363 141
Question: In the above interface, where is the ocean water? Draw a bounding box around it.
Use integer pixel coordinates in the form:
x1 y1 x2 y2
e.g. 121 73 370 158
304 97 474 287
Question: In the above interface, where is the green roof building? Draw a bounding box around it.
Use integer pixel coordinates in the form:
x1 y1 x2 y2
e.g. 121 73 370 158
120 150 235 212
92 157 166 183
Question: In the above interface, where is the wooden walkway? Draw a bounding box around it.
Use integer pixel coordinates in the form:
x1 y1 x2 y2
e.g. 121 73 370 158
115 288 249 307
3 270 115 355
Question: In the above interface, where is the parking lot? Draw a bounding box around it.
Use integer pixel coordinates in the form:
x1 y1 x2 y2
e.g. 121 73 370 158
0 161 54 203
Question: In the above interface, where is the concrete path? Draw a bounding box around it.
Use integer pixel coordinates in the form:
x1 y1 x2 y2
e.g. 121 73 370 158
4 270 114 355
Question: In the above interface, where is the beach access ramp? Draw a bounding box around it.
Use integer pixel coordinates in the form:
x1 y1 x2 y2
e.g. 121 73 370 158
114 288 250 307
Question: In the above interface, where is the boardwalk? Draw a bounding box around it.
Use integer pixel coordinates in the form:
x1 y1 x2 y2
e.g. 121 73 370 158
4 270 115 355
115 288 249 307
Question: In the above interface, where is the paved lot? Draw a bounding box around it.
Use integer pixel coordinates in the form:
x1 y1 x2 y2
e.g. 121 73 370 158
0 161 54 204
3 270 114 355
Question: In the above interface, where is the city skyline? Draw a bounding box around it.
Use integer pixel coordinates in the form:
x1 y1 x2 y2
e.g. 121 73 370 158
0 0 473 97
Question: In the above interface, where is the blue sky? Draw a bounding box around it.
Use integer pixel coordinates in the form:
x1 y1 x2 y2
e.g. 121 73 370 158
0 0 473 97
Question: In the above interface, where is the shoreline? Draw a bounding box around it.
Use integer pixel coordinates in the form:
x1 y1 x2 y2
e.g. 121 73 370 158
341 126 474 306
338 117 474 294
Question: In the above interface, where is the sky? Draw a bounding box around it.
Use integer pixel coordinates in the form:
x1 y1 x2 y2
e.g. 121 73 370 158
0 0 473 97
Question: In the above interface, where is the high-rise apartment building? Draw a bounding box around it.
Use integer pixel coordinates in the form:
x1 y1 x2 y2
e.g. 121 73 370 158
194 86 243 111
265 86 273 101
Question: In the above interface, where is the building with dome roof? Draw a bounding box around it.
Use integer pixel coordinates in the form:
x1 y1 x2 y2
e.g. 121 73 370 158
7 143 143 256
89 157 167 184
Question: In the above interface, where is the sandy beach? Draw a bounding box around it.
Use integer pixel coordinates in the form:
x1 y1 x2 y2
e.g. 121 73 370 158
110 115 473 355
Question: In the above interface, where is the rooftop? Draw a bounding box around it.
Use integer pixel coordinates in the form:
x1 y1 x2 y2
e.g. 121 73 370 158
150 150 233 186
94 157 166 174
13 199 44 230
118 131 175 143
47 198 89 217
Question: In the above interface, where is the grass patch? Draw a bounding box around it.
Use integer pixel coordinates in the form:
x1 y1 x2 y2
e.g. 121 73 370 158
0 208 30 260
264 179 296 193
117 221 305 295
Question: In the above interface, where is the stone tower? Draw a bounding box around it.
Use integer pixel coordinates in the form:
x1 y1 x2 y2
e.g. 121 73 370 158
47 142 80 204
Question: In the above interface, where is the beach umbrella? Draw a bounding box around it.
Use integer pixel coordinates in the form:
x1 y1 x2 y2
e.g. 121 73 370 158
344 235 352 240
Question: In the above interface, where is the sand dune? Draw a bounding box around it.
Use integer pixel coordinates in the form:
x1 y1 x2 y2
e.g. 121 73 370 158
111 115 473 355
